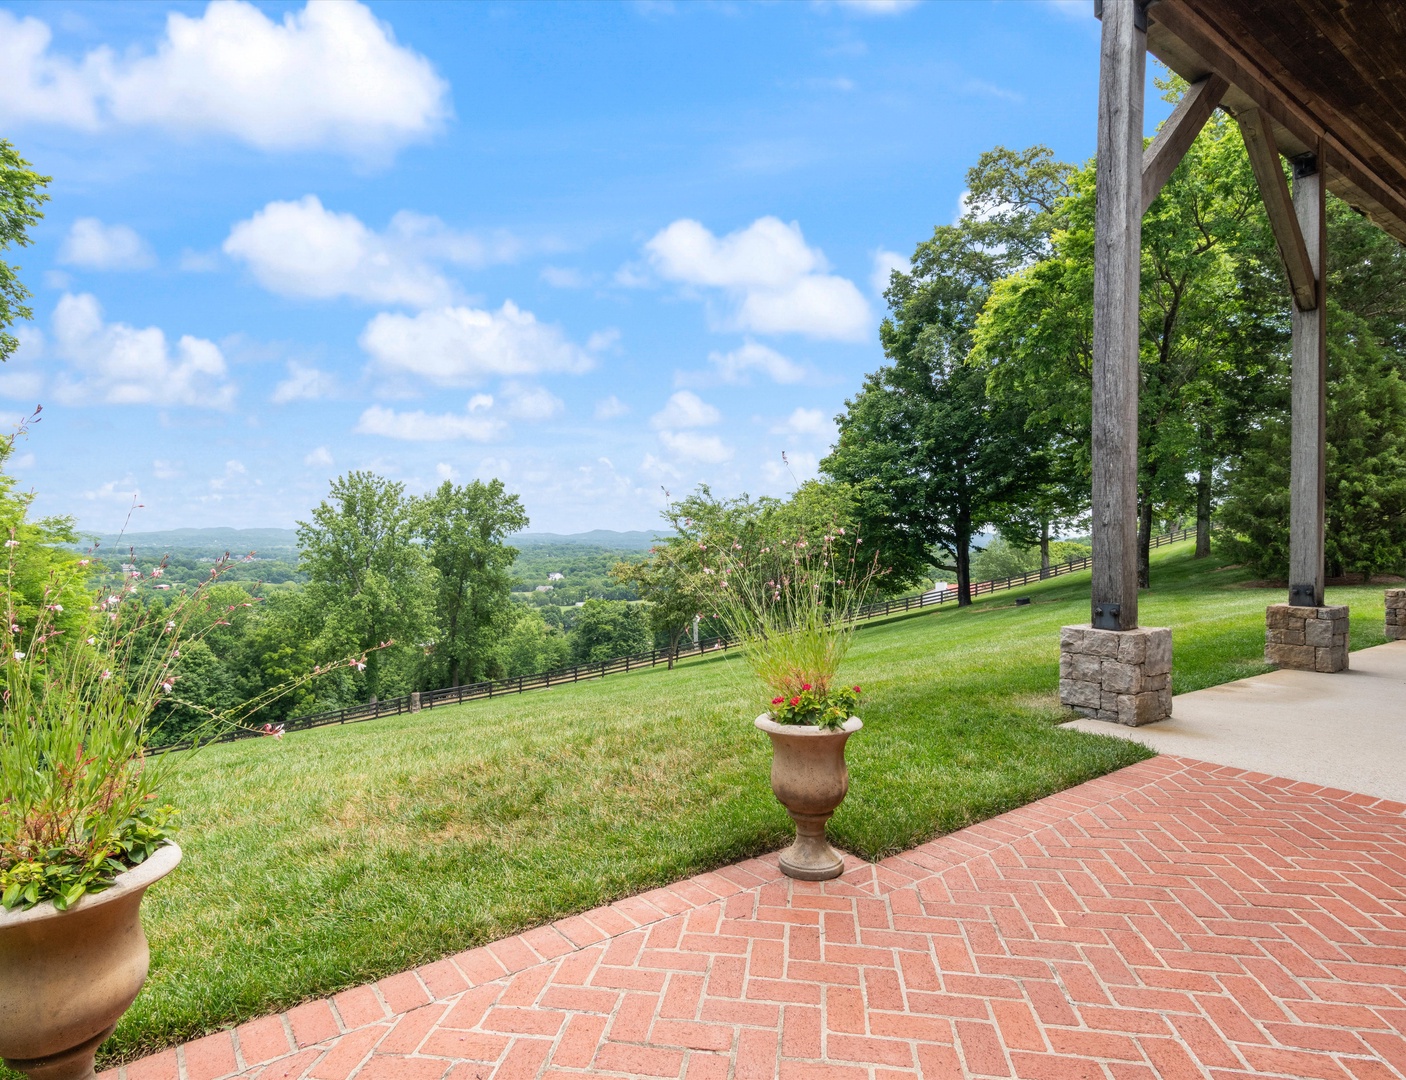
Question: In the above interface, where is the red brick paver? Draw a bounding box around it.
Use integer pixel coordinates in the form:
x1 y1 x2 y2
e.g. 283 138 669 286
106 757 1406 1080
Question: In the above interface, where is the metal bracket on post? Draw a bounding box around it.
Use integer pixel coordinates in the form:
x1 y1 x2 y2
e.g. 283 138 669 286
1093 0 1151 32
1291 153 1319 179
1288 583 1318 607
1092 603 1122 630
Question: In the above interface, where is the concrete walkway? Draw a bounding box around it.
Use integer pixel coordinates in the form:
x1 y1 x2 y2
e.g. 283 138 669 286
1065 641 1406 804
106 756 1406 1080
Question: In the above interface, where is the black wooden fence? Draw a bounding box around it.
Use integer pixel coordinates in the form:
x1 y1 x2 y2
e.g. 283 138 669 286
152 526 1200 753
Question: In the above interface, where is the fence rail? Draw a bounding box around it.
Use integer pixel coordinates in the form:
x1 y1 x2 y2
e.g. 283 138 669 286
152 526 1201 754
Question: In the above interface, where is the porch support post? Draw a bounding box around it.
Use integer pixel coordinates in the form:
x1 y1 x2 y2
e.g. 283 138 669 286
1061 0 1172 727
1090 0 1144 633
1288 152 1326 608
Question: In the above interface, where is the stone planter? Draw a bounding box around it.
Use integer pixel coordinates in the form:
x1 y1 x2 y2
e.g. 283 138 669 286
755 715 862 881
0 843 181 1080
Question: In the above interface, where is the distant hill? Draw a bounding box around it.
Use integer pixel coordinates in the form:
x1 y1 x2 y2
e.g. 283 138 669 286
512 530 657 550
76 526 659 557
82 528 301 558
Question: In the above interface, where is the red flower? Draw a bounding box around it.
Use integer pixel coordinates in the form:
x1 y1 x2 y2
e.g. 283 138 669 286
801 683 812 692
852 685 861 693
771 696 785 705
789 696 800 707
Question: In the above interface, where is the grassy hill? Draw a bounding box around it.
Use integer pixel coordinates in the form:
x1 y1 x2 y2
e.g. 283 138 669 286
100 542 1393 1063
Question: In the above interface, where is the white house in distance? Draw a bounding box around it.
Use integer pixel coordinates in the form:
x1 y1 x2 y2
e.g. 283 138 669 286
548 572 565 582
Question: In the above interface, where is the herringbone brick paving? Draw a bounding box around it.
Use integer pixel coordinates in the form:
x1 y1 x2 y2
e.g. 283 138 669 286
108 756 1406 1080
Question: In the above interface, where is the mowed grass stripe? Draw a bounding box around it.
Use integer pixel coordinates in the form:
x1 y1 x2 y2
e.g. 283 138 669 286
99 542 1391 1063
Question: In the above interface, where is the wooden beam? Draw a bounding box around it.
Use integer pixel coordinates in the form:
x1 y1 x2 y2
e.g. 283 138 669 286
1288 153 1327 607
1239 107 1318 311
1147 1 1406 248
1141 72 1227 213
1090 0 1145 633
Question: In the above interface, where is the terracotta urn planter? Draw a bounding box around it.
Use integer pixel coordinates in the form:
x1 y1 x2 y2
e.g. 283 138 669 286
0 843 181 1080
755 715 862 881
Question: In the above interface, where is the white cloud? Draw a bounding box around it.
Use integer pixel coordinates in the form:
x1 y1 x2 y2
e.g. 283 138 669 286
435 461 459 482
658 430 733 463
9 452 35 470
271 361 336 404
763 451 820 485
48 293 236 408
595 395 630 420
356 403 506 442
304 446 334 468
773 407 834 439
871 248 907 295
0 1 450 160
827 0 918 13
707 340 806 385
0 371 44 401
179 249 221 273
152 459 183 479
644 217 871 341
541 266 588 289
83 477 142 504
58 218 155 271
224 197 519 307
651 391 720 430
360 301 596 387
501 382 563 421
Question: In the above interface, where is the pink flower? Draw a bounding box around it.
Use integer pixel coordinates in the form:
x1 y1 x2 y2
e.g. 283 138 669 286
100 670 113 681
78 558 90 566
772 696 785 705
801 683 812 691
789 696 800 707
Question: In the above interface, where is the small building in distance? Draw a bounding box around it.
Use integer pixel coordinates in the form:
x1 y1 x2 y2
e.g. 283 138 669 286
534 584 554 593
548 572 564 581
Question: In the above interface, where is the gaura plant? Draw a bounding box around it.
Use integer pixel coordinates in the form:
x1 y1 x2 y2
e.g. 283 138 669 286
0 453 376 911
702 527 880 730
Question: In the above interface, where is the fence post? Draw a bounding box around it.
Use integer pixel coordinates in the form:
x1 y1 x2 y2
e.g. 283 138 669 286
410 691 421 713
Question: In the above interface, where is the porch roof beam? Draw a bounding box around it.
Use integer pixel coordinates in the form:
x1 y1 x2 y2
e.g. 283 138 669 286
1239 107 1318 312
1141 72 1228 214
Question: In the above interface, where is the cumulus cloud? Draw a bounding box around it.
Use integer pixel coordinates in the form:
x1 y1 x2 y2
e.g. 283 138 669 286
0 1 450 160
501 382 563 421
271 361 336 404
651 391 720 430
709 340 806 384
303 446 334 468
48 293 236 408
773 407 834 439
594 395 630 420
643 217 871 341
355 402 506 442
360 301 597 387
657 430 733 464
59 219 155 271
224 197 520 307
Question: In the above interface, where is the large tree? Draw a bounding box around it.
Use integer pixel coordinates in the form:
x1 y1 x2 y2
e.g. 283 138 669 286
824 148 1069 605
297 472 435 699
416 479 527 688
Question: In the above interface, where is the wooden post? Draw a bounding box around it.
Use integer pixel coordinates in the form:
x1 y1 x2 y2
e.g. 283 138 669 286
1090 0 1145 631
1289 150 1327 607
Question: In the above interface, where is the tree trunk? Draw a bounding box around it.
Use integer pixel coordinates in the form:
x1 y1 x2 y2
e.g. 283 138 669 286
448 657 460 689
1039 517 1051 578
1195 472 1212 558
1137 492 1153 589
955 519 973 606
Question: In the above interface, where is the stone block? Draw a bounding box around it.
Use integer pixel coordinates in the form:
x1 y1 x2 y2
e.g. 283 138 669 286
1113 692 1164 727
1265 605 1290 630
1059 626 1085 650
1317 605 1350 621
1143 628 1173 676
1100 659 1143 695
1266 642 1315 669
1059 679 1101 710
1315 645 1349 673
1081 631 1121 658
1116 633 1147 666
1304 619 1337 647
1386 590 1406 641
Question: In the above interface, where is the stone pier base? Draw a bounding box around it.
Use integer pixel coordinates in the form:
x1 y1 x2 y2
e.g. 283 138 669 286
410 691 422 712
1265 604 1348 671
1387 590 1405 641
1059 626 1172 726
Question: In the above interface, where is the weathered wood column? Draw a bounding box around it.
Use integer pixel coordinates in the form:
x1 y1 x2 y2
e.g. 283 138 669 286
1090 0 1144 633
1061 0 1172 728
1288 154 1326 609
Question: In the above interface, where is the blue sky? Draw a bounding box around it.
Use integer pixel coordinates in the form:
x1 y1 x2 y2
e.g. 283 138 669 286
0 0 1170 535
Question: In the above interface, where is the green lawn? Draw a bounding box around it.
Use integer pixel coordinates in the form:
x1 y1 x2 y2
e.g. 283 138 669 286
103 543 1393 1063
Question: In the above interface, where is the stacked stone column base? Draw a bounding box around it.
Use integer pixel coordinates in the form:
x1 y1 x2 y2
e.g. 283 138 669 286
1059 626 1172 726
1265 604 1348 672
1387 590 1405 641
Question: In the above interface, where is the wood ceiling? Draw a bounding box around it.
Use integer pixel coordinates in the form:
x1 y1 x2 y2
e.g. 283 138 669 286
1145 0 1406 246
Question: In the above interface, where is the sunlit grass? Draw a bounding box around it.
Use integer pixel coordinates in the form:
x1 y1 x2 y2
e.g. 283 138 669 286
96 541 1391 1063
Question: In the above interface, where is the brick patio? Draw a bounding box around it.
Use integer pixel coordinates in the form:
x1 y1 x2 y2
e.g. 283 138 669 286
107 756 1406 1080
